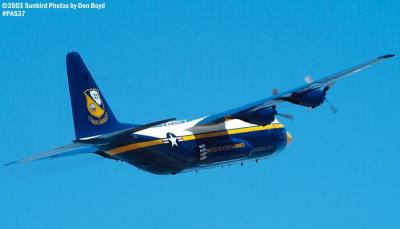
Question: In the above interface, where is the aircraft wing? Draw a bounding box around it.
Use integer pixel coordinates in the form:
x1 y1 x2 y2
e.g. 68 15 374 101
5 118 176 166
4 143 97 166
196 54 395 126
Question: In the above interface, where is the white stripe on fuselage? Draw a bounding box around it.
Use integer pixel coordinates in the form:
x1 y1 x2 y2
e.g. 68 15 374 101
134 117 282 138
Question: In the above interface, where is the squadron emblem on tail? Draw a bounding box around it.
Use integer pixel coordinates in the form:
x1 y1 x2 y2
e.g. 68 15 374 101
84 88 108 125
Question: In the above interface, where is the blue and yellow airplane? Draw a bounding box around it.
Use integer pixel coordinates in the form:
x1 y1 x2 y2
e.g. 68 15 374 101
5 52 395 174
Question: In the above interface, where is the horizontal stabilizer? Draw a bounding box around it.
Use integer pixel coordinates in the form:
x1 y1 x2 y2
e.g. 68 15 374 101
4 143 97 166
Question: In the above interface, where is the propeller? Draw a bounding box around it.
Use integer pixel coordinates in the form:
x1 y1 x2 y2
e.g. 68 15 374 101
270 94 293 120
305 75 338 114
323 82 337 113
276 113 294 120
324 97 337 113
304 75 313 84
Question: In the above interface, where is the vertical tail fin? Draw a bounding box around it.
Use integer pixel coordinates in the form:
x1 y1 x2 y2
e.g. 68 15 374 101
66 52 126 139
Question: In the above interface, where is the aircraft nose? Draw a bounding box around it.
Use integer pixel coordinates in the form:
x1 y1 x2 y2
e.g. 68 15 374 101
286 131 293 144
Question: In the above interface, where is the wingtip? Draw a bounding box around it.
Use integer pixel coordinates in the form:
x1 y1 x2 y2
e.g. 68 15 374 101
378 54 395 59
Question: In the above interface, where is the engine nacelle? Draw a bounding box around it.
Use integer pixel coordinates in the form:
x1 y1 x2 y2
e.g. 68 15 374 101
288 89 325 108
240 107 277 126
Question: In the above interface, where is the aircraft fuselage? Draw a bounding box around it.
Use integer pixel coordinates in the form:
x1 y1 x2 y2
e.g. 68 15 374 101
101 118 290 174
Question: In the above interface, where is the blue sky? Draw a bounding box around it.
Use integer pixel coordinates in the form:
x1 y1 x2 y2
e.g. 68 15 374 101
1 1 399 228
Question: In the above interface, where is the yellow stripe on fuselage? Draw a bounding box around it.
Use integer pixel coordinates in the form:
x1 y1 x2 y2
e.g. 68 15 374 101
107 123 284 156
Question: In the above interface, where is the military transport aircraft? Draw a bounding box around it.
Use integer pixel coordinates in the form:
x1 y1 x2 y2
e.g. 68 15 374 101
5 52 395 174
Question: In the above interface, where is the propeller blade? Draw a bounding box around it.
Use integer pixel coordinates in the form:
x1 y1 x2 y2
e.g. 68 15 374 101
277 113 294 120
304 75 313 84
272 105 293 120
324 98 337 113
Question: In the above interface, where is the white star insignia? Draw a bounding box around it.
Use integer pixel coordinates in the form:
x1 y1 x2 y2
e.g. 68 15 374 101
162 133 183 148
168 134 179 147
